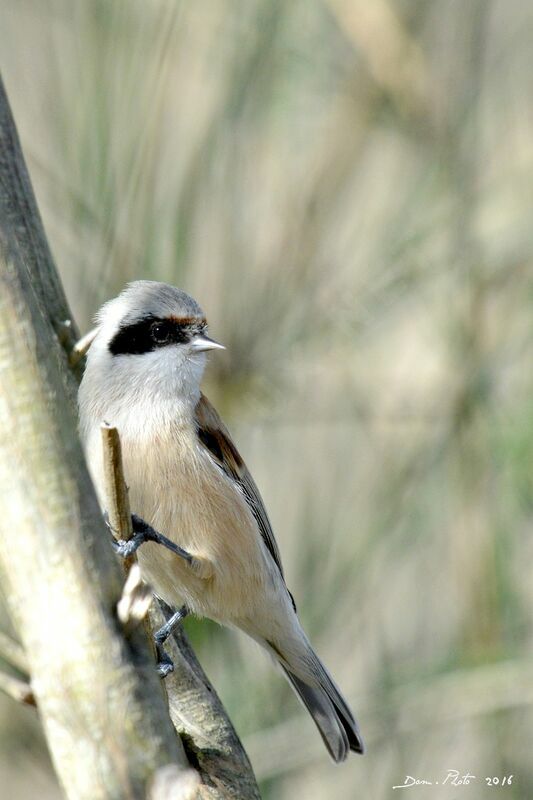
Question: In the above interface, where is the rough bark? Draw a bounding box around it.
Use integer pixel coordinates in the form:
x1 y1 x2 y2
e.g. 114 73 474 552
0 73 260 800
152 606 261 800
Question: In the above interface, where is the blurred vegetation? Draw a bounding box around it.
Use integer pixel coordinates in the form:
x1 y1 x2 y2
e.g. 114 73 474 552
1 1 532 798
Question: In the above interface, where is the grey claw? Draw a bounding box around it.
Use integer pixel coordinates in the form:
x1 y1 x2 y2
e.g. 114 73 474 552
157 661 174 678
112 538 138 558
156 644 174 678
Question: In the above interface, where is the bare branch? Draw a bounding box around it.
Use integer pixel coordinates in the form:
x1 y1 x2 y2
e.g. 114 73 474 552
155 606 261 800
101 423 134 550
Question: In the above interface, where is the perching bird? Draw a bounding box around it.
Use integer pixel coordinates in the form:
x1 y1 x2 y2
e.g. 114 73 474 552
78 280 364 762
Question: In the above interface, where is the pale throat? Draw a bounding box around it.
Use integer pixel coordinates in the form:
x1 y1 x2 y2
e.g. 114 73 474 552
98 360 202 437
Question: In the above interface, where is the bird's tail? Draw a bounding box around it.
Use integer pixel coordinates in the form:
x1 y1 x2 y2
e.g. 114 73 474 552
275 642 364 762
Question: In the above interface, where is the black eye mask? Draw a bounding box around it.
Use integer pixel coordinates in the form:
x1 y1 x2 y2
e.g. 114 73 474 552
109 315 206 356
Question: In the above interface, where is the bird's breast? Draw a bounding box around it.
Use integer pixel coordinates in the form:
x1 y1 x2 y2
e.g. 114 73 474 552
118 424 271 617
121 426 247 550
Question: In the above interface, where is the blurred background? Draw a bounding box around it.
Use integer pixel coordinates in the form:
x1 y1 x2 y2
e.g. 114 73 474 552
1 1 532 798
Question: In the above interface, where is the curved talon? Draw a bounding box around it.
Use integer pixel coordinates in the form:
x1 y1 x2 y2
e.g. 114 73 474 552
156 648 174 678
112 538 139 558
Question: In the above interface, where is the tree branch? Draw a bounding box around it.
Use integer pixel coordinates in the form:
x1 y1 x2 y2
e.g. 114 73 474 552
160 613 261 800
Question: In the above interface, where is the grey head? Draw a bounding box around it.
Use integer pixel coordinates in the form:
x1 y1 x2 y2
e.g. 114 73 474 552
98 280 223 357
82 281 224 413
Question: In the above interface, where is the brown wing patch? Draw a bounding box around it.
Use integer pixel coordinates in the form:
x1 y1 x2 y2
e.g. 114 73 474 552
194 393 290 591
197 423 243 473
197 428 224 464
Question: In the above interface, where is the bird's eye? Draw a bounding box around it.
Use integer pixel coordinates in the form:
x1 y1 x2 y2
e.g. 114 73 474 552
150 321 171 344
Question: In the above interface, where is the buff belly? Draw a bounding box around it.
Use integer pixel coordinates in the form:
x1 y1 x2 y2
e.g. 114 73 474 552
120 434 276 624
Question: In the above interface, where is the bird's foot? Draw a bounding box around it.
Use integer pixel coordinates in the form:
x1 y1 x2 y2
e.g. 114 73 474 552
154 605 188 678
156 647 174 677
111 514 196 567
154 604 188 646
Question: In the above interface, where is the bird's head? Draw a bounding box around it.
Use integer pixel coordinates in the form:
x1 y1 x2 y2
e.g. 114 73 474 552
80 281 224 424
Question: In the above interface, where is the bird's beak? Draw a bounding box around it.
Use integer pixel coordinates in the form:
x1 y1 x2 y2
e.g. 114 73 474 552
189 333 225 353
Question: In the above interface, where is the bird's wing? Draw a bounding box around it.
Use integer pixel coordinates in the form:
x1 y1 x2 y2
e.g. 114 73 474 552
194 392 286 580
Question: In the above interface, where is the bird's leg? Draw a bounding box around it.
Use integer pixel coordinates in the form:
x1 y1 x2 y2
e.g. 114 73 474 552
154 604 189 677
155 604 188 645
108 513 211 674
112 514 192 563
110 514 214 579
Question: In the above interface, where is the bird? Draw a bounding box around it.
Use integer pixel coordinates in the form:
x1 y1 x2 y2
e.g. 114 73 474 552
78 280 364 762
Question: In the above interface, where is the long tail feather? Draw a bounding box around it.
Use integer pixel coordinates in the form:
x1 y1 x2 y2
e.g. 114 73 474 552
280 663 364 762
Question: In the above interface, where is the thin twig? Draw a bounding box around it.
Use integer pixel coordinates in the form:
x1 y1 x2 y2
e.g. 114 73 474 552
0 629 29 674
101 424 133 545
0 669 35 706
101 424 154 630
69 326 98 367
